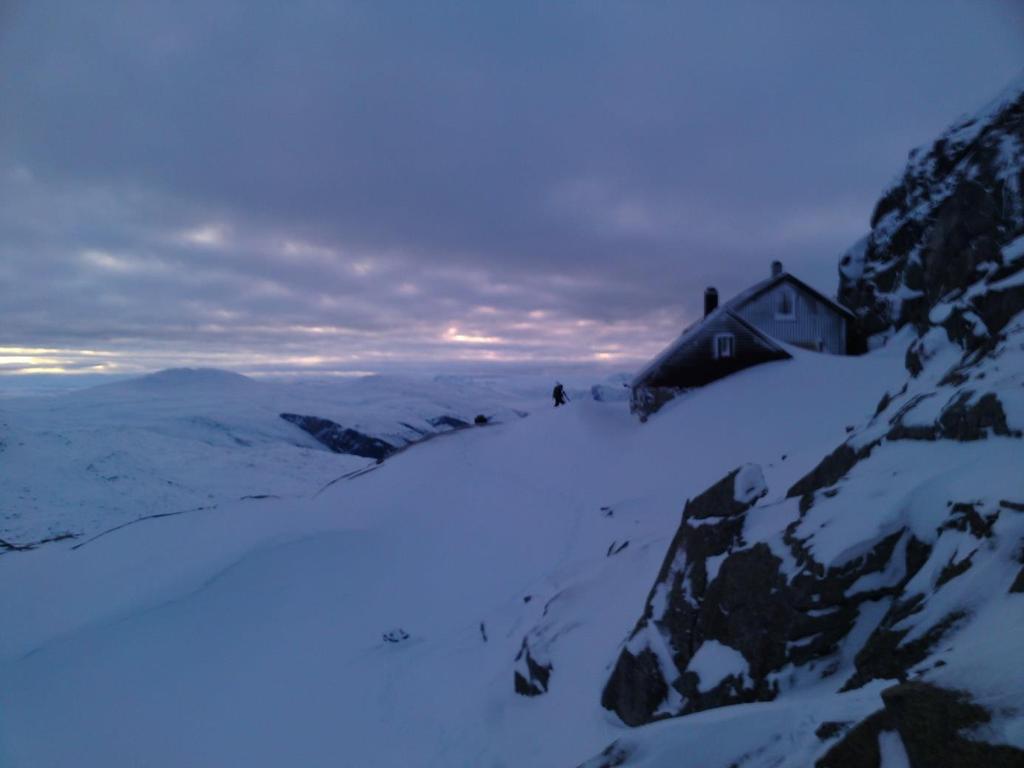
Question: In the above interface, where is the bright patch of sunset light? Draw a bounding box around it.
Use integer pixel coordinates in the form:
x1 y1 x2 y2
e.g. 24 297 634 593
0 355 60 366
0 346 59 355
285 356 325 366
285 324 369 337
443 326 503 344
0 346 129 376
10 367 68 374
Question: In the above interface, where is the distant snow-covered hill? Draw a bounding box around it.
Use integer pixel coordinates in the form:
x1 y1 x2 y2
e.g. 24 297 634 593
0 369 540 548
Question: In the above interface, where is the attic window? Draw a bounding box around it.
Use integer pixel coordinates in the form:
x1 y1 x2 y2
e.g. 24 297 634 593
714 333 735 359
775 287 796 320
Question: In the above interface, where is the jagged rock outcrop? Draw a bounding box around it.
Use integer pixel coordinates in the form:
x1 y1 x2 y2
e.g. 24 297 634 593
514 638 553 697
818 682 1024 768
600 464 954 726
839 77 1024 343
602 466 772 724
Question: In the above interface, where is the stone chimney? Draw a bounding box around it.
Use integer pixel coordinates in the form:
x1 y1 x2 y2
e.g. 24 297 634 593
771 260 783 277
704 287 719 317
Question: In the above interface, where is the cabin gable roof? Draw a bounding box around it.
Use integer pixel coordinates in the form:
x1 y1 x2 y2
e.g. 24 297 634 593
630 307 787 387
728 272 855 319
631 271 850 390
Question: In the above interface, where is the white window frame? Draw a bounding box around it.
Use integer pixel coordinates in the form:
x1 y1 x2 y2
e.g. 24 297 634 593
713 333 735 360
775 286 797 321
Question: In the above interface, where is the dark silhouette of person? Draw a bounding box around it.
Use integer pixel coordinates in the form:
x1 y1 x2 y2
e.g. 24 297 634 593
552 382 568 407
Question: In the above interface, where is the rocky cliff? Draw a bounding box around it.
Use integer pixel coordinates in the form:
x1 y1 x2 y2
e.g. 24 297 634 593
595 77 1024 765
839 76 1024 345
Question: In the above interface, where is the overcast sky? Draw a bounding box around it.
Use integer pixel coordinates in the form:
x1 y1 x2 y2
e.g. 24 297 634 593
1 1 1022 377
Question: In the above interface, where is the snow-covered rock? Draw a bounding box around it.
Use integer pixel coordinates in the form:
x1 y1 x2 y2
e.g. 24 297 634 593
839 74 1024 344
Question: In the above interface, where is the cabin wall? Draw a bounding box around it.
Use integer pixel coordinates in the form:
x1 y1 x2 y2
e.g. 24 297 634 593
734 283 846 353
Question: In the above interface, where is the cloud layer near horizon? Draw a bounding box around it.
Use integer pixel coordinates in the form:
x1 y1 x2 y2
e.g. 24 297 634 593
2 1 1022 376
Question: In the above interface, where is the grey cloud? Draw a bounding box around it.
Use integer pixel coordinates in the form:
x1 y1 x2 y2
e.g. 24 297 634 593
1 1 1022 376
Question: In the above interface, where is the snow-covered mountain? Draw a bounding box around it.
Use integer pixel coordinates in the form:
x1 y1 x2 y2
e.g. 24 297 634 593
2 78 1023 767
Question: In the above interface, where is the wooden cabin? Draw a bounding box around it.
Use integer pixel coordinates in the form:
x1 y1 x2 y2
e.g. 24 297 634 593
630 261 854 418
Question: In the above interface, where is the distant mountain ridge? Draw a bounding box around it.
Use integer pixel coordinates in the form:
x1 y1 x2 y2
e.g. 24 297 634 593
88 367 257 392
0 370 534 547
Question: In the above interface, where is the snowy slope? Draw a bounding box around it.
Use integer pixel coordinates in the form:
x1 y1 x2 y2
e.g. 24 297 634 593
0 369 545 548
0 349 898 767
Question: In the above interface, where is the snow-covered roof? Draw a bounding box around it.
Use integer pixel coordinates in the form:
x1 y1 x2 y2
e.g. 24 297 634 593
631 272 853 388
631 306 784 387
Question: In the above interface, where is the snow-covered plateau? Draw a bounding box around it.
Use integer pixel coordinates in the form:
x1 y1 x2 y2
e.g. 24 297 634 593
3 71 1024 768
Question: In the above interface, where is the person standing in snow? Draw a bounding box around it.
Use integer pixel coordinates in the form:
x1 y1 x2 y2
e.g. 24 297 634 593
552 382 568 407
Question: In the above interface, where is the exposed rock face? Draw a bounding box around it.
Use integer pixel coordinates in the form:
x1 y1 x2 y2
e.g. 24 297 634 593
600 463 971 727
886 391 1021 442
280 413 396 460
818 683 1024 768
786 439 879 511
513 638 553 697
839 79 1024 343
601 466 767 724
